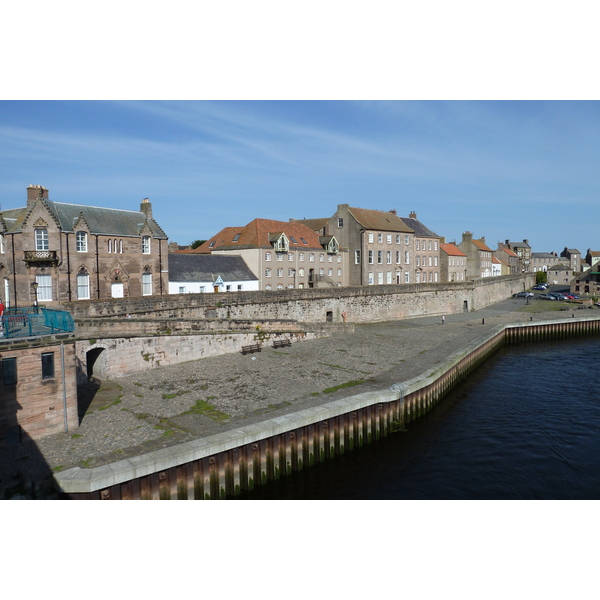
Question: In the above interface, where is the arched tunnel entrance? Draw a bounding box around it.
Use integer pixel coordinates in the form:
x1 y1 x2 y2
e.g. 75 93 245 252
86 347 107 380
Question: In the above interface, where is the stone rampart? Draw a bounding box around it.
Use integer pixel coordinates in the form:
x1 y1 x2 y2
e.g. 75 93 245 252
65 275 534 324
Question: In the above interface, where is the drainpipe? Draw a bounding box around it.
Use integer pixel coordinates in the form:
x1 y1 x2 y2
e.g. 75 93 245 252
10 233 17 308
95 235 100 299
158 238 163 295
61 342 68 432
65 232 72 301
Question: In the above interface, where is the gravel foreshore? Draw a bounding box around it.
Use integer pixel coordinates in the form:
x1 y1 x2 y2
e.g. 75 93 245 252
1 296 595 498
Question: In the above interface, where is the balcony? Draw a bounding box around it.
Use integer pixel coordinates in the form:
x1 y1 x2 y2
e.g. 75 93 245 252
23 250 59 265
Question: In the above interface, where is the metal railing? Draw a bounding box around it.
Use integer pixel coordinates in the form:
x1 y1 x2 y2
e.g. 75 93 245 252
1 307 75 339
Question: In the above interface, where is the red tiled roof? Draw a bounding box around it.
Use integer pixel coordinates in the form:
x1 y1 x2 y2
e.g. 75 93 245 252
440 243 466 257
195 219 326 253
472 238 493 252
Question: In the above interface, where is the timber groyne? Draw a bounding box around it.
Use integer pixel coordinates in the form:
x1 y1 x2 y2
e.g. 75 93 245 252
55 314 600 499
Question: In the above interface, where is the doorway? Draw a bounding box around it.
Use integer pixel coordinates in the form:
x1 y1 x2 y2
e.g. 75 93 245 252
111 282 124 298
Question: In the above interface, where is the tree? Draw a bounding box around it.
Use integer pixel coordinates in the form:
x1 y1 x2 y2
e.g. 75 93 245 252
536 271 547 284
190 240 206 249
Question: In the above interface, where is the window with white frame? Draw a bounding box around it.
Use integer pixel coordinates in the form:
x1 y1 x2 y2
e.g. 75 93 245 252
265 252 272 261
319 268 324 276
142 236 151 254
368 250 373 264
405 235 409 245
416 256 420 267
142 272 152 295
337 255 341 263
386 234 392 244
276 253 283 261
299 253 304 261
35 229 48 251
434 272 438 282
328 268 333 276
429 256 433 267
368 272 374 285
265 268 272 277
319 254 324 262
377 250 382 264
0 233 4 253
77 273 90 299
434 256 438 266
416 240 420 250
386 251 391 264
405 271 409 283
355 250 361 264
429 272 433 282
378 233 383 243
179 286 186 294
277 268 283 277
337 268 342 276
288 268 295 277
429 240 433 251
36 274 52 301
277 284 283 290
368 233 374 243
265 284 272 290
405 251 410 264
434 241 438 250
108 239 112 253
386 271 392 284
396 251 401 264
309 253 315 262
288 253 294 261
76 231 88 252
328 255 333 262
396 234 401 244
377 272 383 284
338 218 344 228
298 268 304 276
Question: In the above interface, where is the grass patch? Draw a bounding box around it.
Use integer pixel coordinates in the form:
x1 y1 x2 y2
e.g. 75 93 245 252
322 379 366 394
183 399 230 421
162 390 189 400
98 396 122 410
71 433 83 439
53 465 65 473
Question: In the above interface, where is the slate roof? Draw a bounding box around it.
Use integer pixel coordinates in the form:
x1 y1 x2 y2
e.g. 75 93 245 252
399 217 438 238
497 247 519 258
291 218 329 233
347 207 413 233
440 243 466 257
195 218 326 253
1 199 167 238
168 253 258 282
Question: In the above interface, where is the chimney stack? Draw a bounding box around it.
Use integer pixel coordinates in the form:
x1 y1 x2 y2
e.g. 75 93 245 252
140 198 153 219
409 211 417 219
27 185 48 209
389 209 397 216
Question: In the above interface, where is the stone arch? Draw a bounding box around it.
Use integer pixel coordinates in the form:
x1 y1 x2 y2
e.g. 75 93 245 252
86 346 107 380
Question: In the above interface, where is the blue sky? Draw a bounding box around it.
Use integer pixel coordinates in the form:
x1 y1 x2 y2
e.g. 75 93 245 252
1 100 598 254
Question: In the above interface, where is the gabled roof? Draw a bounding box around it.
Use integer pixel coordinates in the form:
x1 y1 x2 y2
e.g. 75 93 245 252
498 247 519 258
472 238 493 252
440 243 466 257
168 253 258 282
492 256 501 264
2 200 167 239
291 218 329 233
195 218 326 253
347 207 413 233
399 217 438 238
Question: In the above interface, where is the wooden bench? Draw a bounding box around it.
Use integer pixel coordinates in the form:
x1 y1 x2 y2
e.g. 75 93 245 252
272 338 292 349
241 343 262 355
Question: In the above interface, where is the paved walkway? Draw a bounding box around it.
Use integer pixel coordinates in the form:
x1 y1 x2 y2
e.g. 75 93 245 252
1 291 596 498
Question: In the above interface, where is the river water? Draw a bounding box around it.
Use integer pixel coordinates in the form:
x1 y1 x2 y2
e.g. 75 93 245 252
241 336 600 500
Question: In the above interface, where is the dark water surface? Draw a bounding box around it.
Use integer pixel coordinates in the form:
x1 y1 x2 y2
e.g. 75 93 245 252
241 336 600 499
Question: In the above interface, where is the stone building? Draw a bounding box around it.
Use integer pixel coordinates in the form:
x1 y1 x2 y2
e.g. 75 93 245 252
503 239 532 272
457 232 494 279
0 311 77 444
530 252 564 273
439 241 467 282
194 218 345 290
494 244 520 275
584 249 600 269
399 212 441 283
294 204 416 286
0 186 169 308
547 263 573 286
560 247 582 273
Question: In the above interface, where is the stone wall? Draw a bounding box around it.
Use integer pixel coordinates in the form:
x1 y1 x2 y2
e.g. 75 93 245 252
0 335 78 442
66 274 534 324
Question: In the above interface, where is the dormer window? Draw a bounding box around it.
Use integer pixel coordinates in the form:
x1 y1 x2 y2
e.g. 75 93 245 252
233 234 241 242
209 241 216 248
271 233 289 253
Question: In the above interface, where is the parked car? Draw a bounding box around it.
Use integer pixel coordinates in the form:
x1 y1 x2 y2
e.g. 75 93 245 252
550 293 568 300
539 293 556 300
533 284 548 290
513 291 534 298
562 294 575 300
